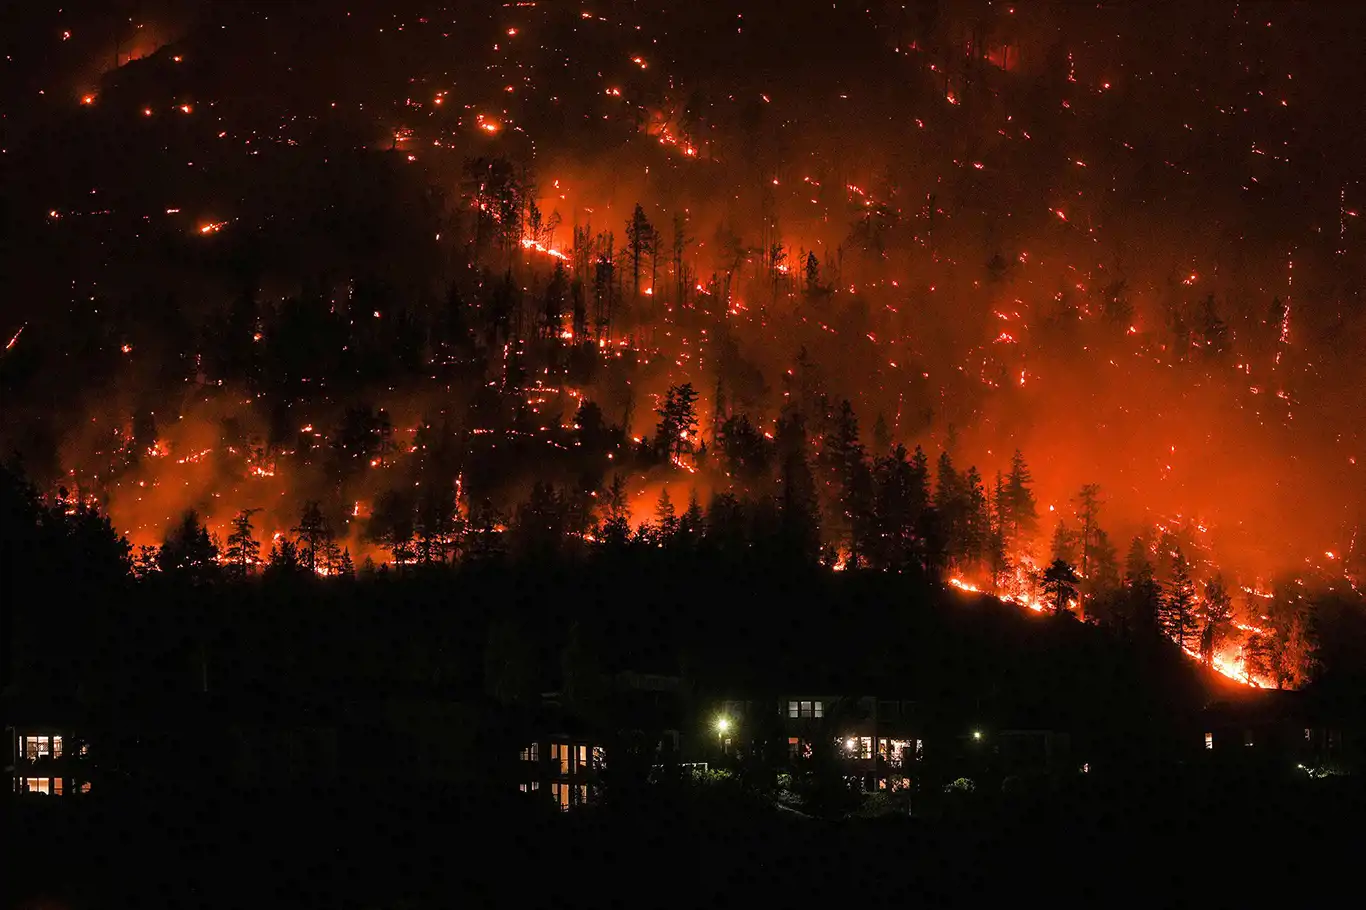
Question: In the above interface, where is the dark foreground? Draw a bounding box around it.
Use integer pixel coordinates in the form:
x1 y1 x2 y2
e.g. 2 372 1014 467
7 771 1363 909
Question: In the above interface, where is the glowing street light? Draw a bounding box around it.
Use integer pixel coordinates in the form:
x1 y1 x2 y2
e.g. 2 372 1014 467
715 716 731 734
972 730 983 741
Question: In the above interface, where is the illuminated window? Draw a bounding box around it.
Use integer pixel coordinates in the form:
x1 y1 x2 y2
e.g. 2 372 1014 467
574 745 587 771
518 782 540 792
788 700 823 719
857 736 872 760
577 784 588 806
23 735 61 760
23 778 51 795
788 737 801 760
520 743 539 762
788 701 799 718
885 739 915 766
80 782 92 794
551 782 570 810
549 743 569 775
591 746 606 769
1204 732 1213 750
52 778 64 796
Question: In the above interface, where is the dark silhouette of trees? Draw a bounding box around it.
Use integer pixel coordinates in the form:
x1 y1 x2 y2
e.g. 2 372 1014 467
1002 450 1038 546
679 490 706 544
224 509 261 579
292 501 334 574
1124 538 1162 636
1051 520 1079 566
775 409 821 563
593 239 617 342
415 484 461 564
870 443 931 572
368 490 416 564
1073 484 1101 619
821 400 873 566
264 537 306 579
652 488 679 543
1199 576 1233 666
1263 582 1319 689
670 212 694 309
512 481 566 559
1159 550 1199 651
464 156 524 256
333 406 394 474
542 260 568 339
158 510 219 584
655 383 700 463
599 475 632 547
1042 558 1080 615
717 414 771 482
625 203 656 301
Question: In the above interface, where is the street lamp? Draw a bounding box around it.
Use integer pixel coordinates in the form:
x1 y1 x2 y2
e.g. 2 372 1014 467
715 716 731 757
972 730 983 742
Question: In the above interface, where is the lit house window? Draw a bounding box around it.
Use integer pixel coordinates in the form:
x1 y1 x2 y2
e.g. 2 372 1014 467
22 778 52 795
519 743 539 762
551 782 570 810
23 735 63 760
591 746 606 769
1204 732 1213 750
518 782 541 792
549 743 569 775
574 745 587 771
884 739 915 766
787 701 824 719
52 778 64 796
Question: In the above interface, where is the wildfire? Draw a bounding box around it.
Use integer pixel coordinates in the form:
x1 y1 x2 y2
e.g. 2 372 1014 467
521 236 567 259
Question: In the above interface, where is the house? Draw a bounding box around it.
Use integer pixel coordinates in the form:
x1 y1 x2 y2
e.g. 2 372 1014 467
4 689 96 798
1200 689 1354 772
516 694 606 810
10 727 92 796
514 671 688 810
713 693 924 791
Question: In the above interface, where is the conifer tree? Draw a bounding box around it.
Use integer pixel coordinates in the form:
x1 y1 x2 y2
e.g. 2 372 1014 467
224 508 261 579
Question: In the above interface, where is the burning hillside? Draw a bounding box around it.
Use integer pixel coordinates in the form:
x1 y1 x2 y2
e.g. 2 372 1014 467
3 2 1366 690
